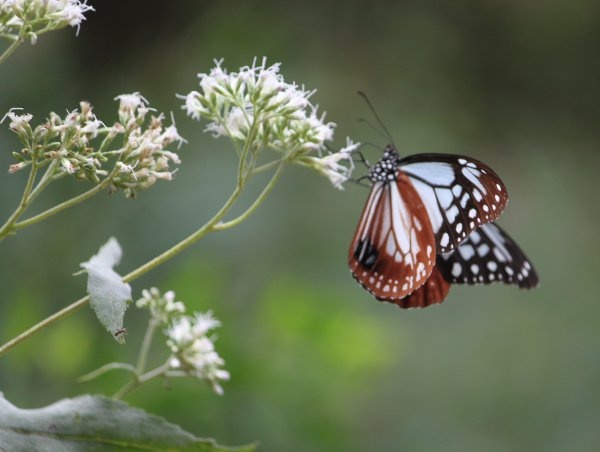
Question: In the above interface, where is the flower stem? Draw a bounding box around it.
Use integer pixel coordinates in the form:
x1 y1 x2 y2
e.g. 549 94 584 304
0 163 286 357
14 178 112 230
78 362 137 383
0 27 25 66
0 159 39 240
112 362 170 400
214 161 285 231
0 294 90 357
135 320 157 374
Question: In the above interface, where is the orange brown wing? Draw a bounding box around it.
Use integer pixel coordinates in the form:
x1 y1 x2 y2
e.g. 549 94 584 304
395 265 451 308
348 172 436 302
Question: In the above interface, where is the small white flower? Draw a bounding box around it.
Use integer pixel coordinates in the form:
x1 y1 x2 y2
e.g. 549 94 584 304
1 110 33 134
224 107 251 140
115 92 148 113
304 138 359 190
168 316 193 344
182 91 203 120
60 157 75 174
160 124 186 148
161 150 181 164
192 311 221 337
116 161 136 177
81 118 103 137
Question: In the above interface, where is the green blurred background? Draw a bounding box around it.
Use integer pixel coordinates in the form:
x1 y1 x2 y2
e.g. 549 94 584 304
1 1 599 450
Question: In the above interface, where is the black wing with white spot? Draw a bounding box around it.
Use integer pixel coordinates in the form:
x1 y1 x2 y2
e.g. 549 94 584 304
399 154 508 254
437 222 539 288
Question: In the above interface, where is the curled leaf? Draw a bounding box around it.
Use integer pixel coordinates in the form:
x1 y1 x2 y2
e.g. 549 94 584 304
80 237 132 343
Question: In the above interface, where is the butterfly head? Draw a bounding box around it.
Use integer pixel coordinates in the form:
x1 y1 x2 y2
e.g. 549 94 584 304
368 145 401 183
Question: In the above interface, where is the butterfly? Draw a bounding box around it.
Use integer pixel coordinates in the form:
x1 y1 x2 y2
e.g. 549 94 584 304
348 145 538 308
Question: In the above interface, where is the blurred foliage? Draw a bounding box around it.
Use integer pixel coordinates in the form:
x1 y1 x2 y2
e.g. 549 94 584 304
0 0 599 451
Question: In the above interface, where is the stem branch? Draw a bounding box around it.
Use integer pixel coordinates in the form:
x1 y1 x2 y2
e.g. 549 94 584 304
0 26 26 65
0 163 285 357
14 178 112 230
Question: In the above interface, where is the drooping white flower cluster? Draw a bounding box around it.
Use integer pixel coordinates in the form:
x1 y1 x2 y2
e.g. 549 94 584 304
3 93 184 197
166 312 230 396
0 0 94 41
111 93 185 197
136 288 230 395
301 137 360 190
181 58 358 188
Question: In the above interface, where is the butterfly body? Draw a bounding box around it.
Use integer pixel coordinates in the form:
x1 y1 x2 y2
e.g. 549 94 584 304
348 145 537 308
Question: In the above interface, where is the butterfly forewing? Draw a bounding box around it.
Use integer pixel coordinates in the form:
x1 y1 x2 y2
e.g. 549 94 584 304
349 173 436 302
437 222 539 288
399 154 508 253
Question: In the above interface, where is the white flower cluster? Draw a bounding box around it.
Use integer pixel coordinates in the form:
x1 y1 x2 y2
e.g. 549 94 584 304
111 93 185 197
136 288 230 395
3 93 184 197
136 287 185 325
0 0 94 41
182 58 335 155
181 58 358 189
166 313 230 396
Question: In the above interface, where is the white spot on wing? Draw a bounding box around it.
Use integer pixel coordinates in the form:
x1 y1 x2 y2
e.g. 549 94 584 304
462 166 487 194
436 188 453 209
390 184 410 254
460 193 469 208
446 205 459 224
459 244 475 260
403 162 456 186
477 243 490 256
441 232 450 247
410 179 443 233
452 262 462 277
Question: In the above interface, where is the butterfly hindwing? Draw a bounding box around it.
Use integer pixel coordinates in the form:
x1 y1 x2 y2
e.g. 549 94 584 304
399 154 508 254
437 222 539 288
396 266 450 308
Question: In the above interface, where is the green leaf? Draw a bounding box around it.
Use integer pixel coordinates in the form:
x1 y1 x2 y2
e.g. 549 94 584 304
0 393 256 451
80 237 132 343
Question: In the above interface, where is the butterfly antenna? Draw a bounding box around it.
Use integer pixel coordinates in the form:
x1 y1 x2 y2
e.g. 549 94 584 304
357 91 395 147
358 117 390 143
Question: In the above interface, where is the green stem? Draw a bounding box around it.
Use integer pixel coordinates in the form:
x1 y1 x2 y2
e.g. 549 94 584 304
78 362 137 383
120 180 244 283
251 159 281 175
0 26 25 65
135 320 157 374
214 161 285 231
14 177 112 230
113 362 170 400
0 294 90 357
0 159 38 239
0 163 286 357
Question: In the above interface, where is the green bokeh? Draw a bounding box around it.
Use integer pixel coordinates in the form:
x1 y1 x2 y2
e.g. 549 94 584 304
1 1 598 451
